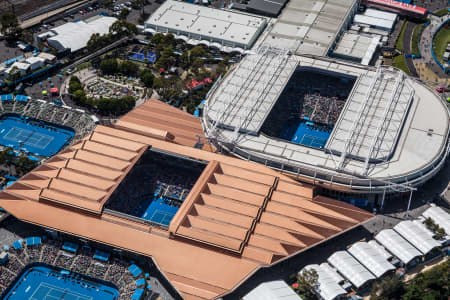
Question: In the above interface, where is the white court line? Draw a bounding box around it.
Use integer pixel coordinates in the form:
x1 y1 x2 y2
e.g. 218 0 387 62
31 282 93 300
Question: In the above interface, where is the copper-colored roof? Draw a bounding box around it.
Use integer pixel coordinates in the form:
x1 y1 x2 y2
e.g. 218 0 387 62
0 100 374 300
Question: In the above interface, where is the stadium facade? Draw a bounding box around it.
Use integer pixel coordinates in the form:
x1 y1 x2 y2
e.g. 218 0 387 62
0 100 374 300
202 48 450 204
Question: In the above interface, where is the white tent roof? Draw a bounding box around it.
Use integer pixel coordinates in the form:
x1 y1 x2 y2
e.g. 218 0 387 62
319 263 345 284
302 264 347 300
375 229 422 264
243 280 303 300
394 220 441 255
423 205 450 234
368 240 393 260
327 251 375 288
348 242 395 278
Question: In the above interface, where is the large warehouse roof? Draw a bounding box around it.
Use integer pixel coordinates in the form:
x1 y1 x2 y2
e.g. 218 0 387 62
394 220 441 254
0 100 374 300
327 251 375 288
47 16 117 52
145 0 267 49
375 229 422 265
348 242 395 278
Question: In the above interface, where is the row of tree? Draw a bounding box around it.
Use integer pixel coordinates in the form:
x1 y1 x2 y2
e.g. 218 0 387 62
69 76 136 116
86 20 137 52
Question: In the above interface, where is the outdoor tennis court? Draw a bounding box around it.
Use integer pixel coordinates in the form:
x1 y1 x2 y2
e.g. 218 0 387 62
0 115 74 157
3 264 119 300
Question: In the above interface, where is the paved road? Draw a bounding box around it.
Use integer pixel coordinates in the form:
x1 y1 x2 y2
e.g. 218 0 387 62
403 21 419 77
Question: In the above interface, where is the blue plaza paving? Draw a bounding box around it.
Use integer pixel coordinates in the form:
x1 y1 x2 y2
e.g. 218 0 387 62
0 115 74 157
3 265 119 300
280 119 331 149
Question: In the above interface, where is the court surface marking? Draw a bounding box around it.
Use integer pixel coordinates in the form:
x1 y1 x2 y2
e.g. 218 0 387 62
29 282 93 300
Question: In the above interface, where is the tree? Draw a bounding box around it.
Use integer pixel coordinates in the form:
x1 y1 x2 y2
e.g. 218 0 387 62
8 66 21 82
119 61 139 76
109 20 137 38
119 8 130 20
100 58 119 74
190 46 207 59
0 13 22 41
72 89 86 104
151 33 165 45
139 69 154 87
15 155 36 175
296 269 319 300
371 275 405 300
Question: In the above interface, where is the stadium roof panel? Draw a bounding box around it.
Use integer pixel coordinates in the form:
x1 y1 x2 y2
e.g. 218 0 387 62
262 0 358 56
0 100 374 300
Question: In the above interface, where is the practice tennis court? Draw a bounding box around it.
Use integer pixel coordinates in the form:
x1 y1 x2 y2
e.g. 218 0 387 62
3 264 119 300
0 115 74 157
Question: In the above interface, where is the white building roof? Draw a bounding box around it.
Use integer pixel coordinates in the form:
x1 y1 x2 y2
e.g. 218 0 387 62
145 0 267 49
353 14 395 31
375 229 422 264
25 57 45 65
327 251 375 288
368 240 393 260
423 205 450 234
302 264 347 300
47 16 117 52
348 242 395 278
243 280 303 300
394 220 441 254
333 32 380 65
363 8 397 22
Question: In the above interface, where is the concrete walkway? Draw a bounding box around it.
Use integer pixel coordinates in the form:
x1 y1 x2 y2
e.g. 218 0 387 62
415 14 450 82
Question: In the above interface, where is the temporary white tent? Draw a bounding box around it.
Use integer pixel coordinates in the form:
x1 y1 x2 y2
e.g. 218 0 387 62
243 280 303 300
375 229 422 265
423 205 450 234
393 220 441 255
302 264 347 300
348 242 395 278
327 251 375 289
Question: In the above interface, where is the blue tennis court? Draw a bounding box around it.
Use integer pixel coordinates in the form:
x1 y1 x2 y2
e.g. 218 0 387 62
280 119 331 149
128 52 156 64
140 197 178 226
3 264 119 300
0 114 74 157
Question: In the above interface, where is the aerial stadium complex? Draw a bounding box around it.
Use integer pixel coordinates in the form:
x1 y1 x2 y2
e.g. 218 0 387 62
0 100 374 300
202 48 450 205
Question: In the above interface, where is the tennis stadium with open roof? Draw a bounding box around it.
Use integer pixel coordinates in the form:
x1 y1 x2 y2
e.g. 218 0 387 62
0 100 374 300
202 48 450 203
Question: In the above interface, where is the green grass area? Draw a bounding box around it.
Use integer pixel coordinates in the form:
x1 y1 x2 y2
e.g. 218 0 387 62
435 8 449 16
76 61 91 71
432 25 450 64
411 23 424 56
395 21 408 51
392 55 410 75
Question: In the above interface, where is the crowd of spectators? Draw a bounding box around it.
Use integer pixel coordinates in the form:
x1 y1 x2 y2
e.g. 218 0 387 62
0 237 148 299
107 151 205 217
0 98 95 141
262 70 355 137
